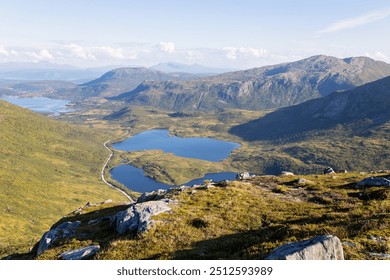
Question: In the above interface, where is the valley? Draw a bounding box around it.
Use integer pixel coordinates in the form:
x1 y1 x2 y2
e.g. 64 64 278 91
1 55 389 260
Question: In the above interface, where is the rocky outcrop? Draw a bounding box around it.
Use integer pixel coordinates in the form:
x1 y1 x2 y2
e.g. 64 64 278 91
60 245 100 260
137 189 168 203
323 167 335 174
265 235 344 260
236 172 254 180
281 171 295 176
37 221 81 256
356 177 390 188
111 201 172 235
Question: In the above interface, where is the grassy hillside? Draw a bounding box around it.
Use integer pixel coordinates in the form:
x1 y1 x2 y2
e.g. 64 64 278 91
33 172 390 260
0 100 127 257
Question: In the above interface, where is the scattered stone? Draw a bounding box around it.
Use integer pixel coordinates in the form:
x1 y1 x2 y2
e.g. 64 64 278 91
323 167 335 174
191 190 197 195
337 170 348 173
37 221 81 256
281 171 295 176
60 245 100 260
265 235 344 260
368 252 390 259
342 241 357 248
103 199 113 204
111 200 172 235
356 177 390 188
297 178 314 185
236 172 251 180
137 189 167 203
178 186 190 192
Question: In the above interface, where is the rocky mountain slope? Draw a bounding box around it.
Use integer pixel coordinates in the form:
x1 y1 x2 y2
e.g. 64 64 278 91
112 55 390 111
9 171 390 260
0 101 126 257
78 67 199 98
230 75 390 140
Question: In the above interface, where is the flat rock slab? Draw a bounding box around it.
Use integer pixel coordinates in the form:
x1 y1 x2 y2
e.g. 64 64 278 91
265 235 344 260
60 245 100 260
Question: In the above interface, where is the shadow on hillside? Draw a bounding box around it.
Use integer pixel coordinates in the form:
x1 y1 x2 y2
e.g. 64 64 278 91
171 223 325 260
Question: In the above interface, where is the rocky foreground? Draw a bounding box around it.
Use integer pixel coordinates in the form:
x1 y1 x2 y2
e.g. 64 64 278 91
6 170 390 260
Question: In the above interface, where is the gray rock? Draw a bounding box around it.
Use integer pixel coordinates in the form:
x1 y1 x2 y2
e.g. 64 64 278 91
60 245 100 260
265 235 344 260
37 221 81 256
323 167 335 174
297 178 314 185
111 200 171 235
137 189 167 203
356 177 390 188
236 172 251 180
281 171 295 176
368 252 390 259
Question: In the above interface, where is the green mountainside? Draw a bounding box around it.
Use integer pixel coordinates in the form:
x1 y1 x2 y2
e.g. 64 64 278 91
230 75 390 140
112 55 390 111
14 172 390 260
0 101 126 257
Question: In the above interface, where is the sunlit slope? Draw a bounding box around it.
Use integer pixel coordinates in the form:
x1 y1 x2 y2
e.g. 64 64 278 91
0 100 126 257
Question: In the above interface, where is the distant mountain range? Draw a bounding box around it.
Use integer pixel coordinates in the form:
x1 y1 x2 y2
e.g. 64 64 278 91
230 75 390 141
78 67 200 98
112 55 390 111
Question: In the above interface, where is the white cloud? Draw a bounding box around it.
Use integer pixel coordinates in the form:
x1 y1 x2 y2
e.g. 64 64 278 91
318 7 390 33
65 44 97 60
223 47 268 60
94 46 125 59
23 49 54 61
0 45 10 56
159 41 175 53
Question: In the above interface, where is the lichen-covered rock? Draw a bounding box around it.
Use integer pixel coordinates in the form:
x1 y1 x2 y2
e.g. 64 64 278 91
265 235 344 260
111 200 171 235
137 189 167 203
60 245 100 260
37 221 81 256
356 177 390 188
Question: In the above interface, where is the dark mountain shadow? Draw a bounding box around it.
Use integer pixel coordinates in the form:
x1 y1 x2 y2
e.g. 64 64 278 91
229 76 390 141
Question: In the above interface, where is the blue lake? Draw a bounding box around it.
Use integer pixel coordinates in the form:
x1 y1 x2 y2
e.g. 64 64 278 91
0 96 70 115
111 164 237 193
112 129 241 162
110 129 241 192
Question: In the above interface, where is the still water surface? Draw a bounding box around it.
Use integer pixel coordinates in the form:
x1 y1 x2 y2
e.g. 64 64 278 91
110 129 240 192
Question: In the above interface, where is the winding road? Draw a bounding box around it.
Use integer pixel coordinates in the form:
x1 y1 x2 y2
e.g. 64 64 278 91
101 131 134 203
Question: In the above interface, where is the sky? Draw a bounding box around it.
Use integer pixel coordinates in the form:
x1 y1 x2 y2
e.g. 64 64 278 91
0 0 390 69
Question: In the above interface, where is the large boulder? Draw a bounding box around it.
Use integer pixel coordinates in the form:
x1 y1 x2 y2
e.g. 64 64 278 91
60 245 100 260
37 221 81 256
356 177 390 188
265 235 344 260
111 200 172 235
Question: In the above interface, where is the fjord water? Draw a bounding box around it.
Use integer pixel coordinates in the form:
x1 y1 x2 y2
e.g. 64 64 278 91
0 96 70 114
110 129 240 192
112 129 241 162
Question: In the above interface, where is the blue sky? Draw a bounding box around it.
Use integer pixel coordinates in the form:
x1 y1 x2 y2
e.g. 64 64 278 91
0 0 389 68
